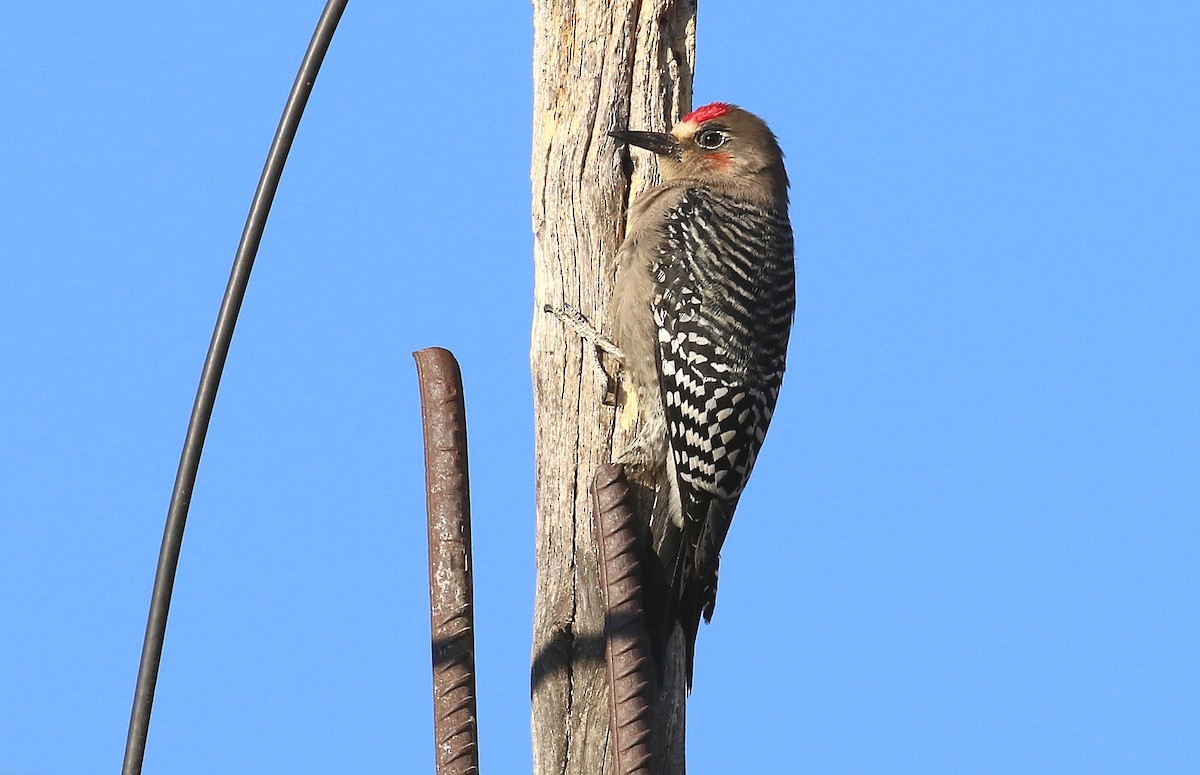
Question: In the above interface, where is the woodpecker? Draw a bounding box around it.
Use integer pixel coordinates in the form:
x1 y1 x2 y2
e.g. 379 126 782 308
608 103 794 683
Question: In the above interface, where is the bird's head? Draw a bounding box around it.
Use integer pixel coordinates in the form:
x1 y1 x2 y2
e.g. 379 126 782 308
611 102 788 203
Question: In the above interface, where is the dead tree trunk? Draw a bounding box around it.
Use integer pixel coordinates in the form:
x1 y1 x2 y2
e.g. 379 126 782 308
530 2 695 773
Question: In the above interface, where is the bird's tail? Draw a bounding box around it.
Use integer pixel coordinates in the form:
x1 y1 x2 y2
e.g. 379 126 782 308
645 484 738 687
641 483 684 683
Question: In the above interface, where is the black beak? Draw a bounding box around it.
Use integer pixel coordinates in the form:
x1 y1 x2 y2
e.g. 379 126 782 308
609 130 681 157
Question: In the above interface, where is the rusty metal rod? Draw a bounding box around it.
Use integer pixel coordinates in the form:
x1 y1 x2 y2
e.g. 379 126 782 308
592 464 654 775
414 347 481 775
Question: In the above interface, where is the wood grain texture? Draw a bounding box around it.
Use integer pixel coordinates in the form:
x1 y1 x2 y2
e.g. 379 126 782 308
531 2 695 773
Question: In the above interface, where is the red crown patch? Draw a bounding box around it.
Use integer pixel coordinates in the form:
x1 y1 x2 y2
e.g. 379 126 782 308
682 102 732 124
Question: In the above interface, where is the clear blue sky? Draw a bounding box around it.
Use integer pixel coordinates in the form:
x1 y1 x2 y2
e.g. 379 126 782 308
2 2 1197 773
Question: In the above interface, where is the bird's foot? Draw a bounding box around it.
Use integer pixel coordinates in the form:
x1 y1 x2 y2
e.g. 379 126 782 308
543 303 623 404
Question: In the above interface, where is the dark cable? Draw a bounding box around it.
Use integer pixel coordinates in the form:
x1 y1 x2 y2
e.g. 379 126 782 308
122 3 349 772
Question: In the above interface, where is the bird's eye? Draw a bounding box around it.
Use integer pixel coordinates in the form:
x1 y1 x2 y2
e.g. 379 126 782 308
695 130 727 150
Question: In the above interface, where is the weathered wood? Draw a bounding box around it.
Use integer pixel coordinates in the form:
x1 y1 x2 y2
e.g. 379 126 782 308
531 2 695 773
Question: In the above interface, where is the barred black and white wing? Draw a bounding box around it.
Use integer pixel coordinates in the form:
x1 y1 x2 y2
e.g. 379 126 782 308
650 187 795 679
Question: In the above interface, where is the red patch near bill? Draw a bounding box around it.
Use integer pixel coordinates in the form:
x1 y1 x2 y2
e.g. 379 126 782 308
703 152 733 170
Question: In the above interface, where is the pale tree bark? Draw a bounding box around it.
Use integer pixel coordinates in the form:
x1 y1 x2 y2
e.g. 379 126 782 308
531 2 696 774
